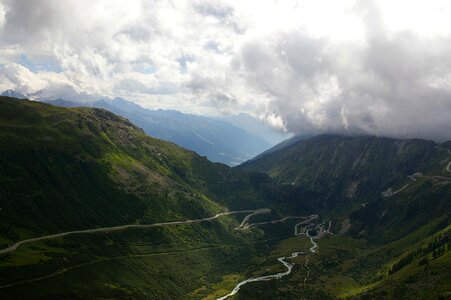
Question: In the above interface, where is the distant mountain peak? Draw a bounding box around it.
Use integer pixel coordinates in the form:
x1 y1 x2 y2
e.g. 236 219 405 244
41 96 272 165
1 89 27 99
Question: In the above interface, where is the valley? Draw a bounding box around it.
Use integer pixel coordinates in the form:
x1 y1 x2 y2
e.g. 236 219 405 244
0 208 331 300
0 96 449 299
1 0 451 298
218 216 331 300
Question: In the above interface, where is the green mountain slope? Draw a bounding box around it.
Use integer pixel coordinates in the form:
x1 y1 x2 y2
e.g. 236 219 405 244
237 134 451 298
238 134 450 235
0 97 303 299
239 135 446 210
1 97 449 299
41 96 274 166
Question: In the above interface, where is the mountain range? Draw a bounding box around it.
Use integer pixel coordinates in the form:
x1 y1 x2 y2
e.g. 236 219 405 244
0 90 27 99
0 95 449 299
1 90 290 166
42 96 288 166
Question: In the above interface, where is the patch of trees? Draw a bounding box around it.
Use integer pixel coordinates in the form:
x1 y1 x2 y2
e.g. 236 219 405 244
388 252 415 275
388 229 449 275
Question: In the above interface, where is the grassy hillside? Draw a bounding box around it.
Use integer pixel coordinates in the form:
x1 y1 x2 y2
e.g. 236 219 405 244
0 97 302 299
0 97 449 299
44 97 272 166
239 135 448 211
234 223 449 299
237 134 451 298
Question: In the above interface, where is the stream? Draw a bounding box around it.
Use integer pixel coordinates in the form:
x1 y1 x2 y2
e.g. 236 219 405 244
218 214 331 300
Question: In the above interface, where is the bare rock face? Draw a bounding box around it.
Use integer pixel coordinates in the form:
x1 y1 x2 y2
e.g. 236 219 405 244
345 181 359 199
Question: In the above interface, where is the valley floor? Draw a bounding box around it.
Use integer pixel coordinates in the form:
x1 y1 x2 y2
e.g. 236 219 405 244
1 206 448 299
0 209 329 299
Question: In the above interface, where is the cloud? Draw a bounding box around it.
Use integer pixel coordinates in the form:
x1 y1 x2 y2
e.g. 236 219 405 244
1 63 47 92
0 0 450 141
232 1 451 141
0 2 5 28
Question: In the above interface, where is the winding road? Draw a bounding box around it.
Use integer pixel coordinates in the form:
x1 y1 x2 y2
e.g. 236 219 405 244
436 146 451 174
218 214 331 300
382 144 451 199
236 214 317 231
0 207 331 299
0 209 264 255
2 147 449 296
234 209 271 229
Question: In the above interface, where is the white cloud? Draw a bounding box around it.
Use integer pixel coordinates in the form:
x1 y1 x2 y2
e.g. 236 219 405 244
0 2 5 28
265 113 286 131
1 63 47 92
0 0 450 140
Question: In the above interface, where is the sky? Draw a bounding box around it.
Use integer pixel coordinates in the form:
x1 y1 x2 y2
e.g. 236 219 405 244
0 0 451 141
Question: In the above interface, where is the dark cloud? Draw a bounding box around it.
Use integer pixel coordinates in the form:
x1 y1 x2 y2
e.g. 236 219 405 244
235 2 451 141
0 0 60 44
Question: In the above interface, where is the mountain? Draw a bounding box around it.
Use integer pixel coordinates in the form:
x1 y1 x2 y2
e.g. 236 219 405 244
0 90 27 99
42 98 84 107
238 134 450 237
1 96 450 299
237 134 451 298
242 133 310 163
42 97 273 166
239 135 440 208
0 96 302 299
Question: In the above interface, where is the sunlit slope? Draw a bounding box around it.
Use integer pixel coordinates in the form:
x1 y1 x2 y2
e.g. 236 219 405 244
0 96 221 233
0 97 292 299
